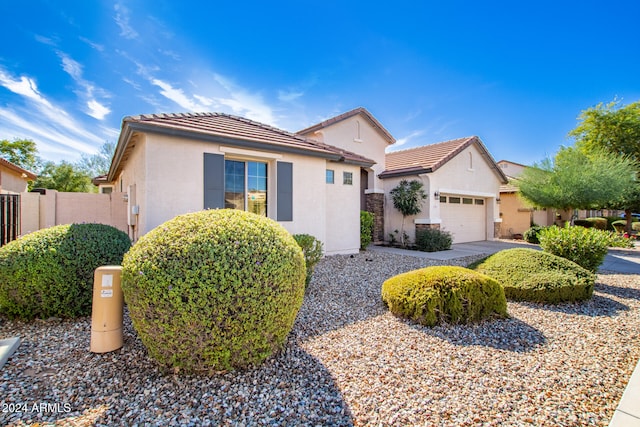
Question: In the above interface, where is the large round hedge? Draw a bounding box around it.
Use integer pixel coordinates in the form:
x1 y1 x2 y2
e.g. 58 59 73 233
121 209 306 373
470 248 595 303
0 223 131 320
381 266 507 326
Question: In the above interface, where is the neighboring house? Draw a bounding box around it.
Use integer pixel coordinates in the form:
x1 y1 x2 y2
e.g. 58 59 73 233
298 107 396 242
0 157 36 194
497 160 569 237
379 137 508 244
1 157 36 245
105 112 375 255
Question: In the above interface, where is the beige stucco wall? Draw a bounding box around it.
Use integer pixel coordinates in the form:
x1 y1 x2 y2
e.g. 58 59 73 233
325 162 361 255
301 114 390 192
498 192 531 237
19 190 128 237
118 132 360 255
383 143 502 244
0 165 30 194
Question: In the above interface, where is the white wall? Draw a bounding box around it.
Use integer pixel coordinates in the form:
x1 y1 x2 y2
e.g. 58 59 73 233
116 132 361 255
0 166 30 194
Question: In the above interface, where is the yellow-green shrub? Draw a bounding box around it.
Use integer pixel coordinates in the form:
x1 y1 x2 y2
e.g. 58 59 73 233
471 248 595 303
0 223 131 320
381 266 507 326
121 209 305 374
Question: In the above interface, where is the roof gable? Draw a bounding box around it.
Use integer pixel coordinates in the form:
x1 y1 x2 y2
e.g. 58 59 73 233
380 136 508 183
0 157 37 180
297 107 395 145
108 112 375 181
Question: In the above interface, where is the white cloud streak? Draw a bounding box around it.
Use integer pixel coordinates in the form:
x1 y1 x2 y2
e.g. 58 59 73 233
114 3 139 40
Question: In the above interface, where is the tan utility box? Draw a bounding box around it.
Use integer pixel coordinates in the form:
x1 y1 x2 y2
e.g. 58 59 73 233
90 266 124 353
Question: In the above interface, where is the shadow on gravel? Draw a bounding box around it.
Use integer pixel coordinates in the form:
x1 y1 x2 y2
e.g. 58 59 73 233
595 282 640 301
0 315 354 427
516 294 629 317
410 317 546 353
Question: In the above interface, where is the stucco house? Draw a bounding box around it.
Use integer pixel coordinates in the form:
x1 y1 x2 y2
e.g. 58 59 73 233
497 160 594 238
380 137 508 244
106 112 376 255
0 157 37 194
104 108 509 254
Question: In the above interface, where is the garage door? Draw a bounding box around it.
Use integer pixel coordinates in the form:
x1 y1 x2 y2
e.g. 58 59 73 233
440 195 486 243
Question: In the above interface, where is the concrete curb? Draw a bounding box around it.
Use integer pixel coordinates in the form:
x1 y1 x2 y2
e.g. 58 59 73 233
609 360 640 426
0 337 20 369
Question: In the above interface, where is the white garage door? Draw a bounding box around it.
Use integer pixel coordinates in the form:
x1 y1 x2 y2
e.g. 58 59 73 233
440 195 487 243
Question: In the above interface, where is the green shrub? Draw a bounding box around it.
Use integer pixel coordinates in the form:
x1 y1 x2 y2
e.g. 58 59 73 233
381 266 507 326
584 217 608 230
574 219 594 228
360 210 374 249
0 223 131 320
538 225 610 272
607 232 635 248
471 248 595 303
293 233 323 286
523 225 545 244
415 227 452 252
612 220 626 233
121 209 305 374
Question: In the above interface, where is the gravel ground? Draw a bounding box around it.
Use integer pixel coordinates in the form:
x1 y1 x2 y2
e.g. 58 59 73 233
1 251 639 426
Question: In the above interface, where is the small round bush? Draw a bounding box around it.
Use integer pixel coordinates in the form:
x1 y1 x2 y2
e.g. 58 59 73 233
415 227 452 252
539 225 610 272
471 248 595 303
584 217 608 230
523 225 545 244
381 266 507 326
122 209 306 374
293 233 323 286
0 223 131 320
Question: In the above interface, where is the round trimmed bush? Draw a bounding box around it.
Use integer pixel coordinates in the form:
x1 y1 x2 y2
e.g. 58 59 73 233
538 225 610 272
0 223 131 320
381 266 507 326
470 248 595 303
121 209 306 374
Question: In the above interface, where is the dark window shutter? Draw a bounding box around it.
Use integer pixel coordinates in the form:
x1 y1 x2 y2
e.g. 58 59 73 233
277 162 293 221
203 153 225 209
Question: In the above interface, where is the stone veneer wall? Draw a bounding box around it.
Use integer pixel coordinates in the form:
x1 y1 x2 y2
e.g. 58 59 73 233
365 192 385 243
415 223 441 234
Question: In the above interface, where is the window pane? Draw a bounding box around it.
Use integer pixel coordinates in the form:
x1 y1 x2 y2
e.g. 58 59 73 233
439 196 447 203
225 160 245 210
247 161 267 216
475 199 484 205
463 198 473 205
449 197 460 204
343 171 353 185
326 169 334 184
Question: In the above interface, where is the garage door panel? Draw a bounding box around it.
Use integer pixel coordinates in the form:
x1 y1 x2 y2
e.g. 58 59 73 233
440 196 486 243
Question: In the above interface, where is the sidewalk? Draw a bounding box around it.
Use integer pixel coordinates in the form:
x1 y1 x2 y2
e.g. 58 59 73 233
368 239 640 426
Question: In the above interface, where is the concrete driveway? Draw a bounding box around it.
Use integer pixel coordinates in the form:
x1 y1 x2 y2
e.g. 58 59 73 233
368 240 640 274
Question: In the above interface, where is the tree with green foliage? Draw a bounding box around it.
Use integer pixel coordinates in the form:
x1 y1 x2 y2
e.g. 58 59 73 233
0 138 41 172
78 141 115 176
389 179 427 247
569 99 640 230
32 161 93 192
517 146 638 221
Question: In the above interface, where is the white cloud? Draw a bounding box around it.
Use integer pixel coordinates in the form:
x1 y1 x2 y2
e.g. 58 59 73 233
388 130 425 152
87 100 111 120
79 36 105 52
56 51 111 120
114 3 139 40
278 90 304 102
0 68 107 158
213 74 276 125
151 78 207 111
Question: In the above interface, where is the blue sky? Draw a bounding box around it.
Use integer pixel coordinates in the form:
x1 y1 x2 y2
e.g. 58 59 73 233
1 1 639 167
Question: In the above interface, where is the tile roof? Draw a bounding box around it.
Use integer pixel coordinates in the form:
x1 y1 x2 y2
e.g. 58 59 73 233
298 107 396 145
0 157 37 180
380 136 508 183
108 112 375 181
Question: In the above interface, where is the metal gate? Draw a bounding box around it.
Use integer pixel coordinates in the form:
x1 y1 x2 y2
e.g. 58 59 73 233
1 194 20 246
